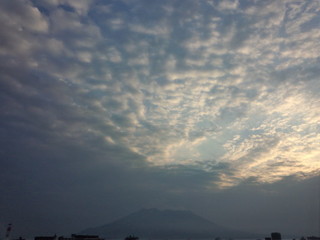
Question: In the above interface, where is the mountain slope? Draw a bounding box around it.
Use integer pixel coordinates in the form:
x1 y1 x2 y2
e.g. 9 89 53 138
80 208 256 238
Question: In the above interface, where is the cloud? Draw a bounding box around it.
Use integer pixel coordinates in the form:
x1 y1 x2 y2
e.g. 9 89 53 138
216 0 239 11
129 23 170 36
1 0 319 186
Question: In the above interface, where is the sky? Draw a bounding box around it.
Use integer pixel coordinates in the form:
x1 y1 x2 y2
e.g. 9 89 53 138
0 0 319 238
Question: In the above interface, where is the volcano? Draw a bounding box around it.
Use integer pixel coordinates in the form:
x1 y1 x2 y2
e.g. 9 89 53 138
80 208 256 238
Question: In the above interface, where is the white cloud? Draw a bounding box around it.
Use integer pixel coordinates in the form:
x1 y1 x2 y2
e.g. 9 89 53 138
129 22 170 36
77 51 92 63
0 0 48 56
106 47 122 63
108 18 125 30
217 0 239 11
128 53 149 66
62 0 94 15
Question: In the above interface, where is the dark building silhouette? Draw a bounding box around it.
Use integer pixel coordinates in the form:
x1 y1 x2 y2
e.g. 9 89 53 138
307 237 320 240
271 232 282 240
71 235 102 240
58 235 104 240
124 235 139 240
35 235 57 240
39 234 103 240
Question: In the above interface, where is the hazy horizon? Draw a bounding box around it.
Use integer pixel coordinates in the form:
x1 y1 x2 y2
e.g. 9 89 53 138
0 0 319 238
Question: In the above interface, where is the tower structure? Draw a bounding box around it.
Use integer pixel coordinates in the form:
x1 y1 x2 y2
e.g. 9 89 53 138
5 224 12 240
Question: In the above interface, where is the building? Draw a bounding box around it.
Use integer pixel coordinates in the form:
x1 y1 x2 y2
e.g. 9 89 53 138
271 232 282 240
307 237 320 240
38 234 103 240
71 235 103 240
35 235 57 240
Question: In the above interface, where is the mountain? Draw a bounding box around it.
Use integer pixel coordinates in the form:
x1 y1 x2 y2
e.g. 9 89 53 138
80 208 256 239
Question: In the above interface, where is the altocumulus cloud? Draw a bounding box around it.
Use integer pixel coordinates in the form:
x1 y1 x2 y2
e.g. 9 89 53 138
0 0 319 237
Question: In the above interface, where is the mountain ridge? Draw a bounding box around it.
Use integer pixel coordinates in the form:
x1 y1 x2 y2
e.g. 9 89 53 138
80 208 258 239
